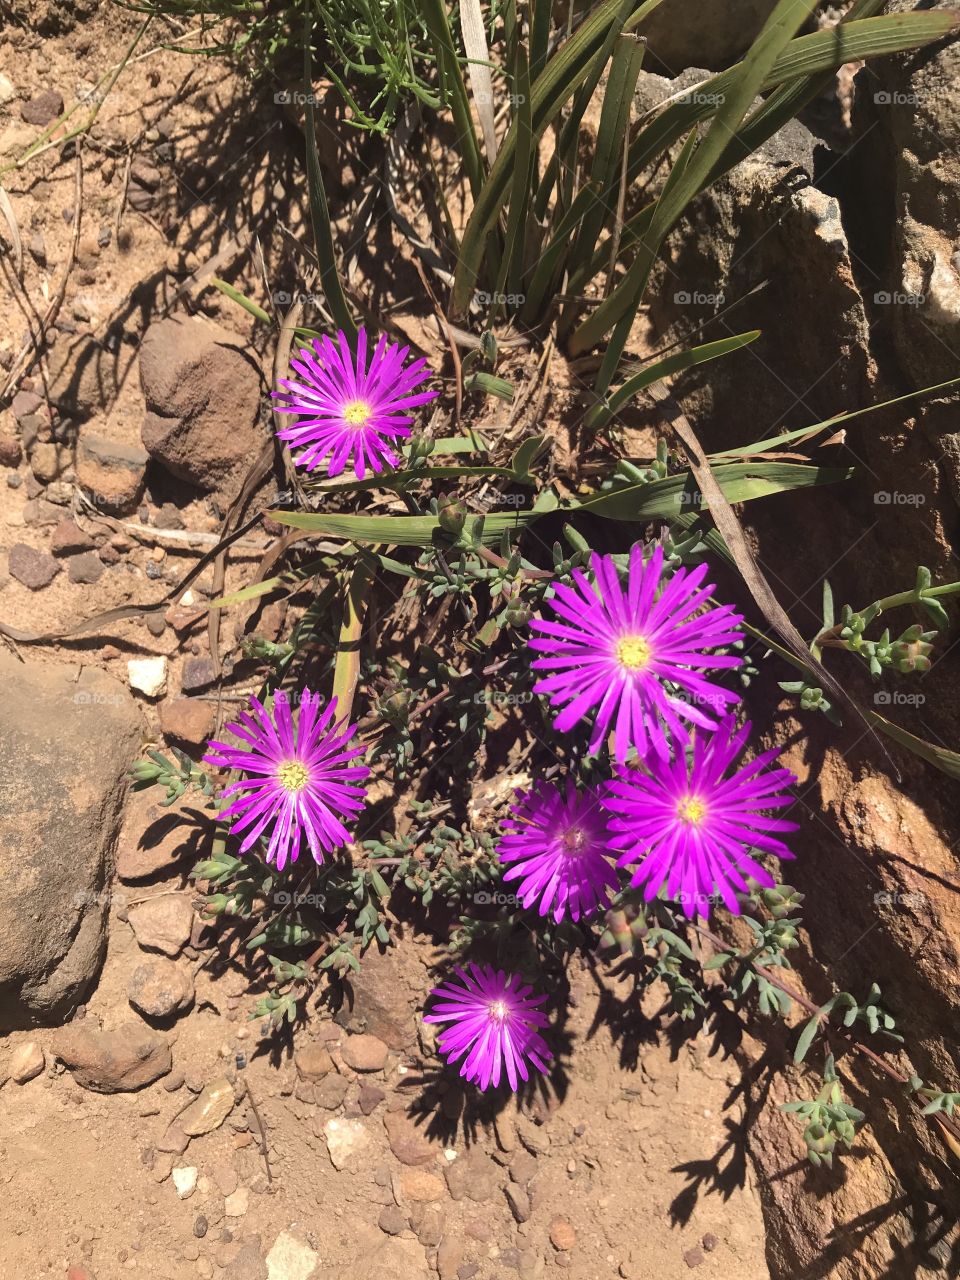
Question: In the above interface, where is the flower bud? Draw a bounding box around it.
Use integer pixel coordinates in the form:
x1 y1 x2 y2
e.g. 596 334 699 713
437 493 467 536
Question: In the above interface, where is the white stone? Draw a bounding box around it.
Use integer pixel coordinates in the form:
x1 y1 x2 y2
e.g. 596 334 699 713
224 1187 249 1217
127 656 168 698
171 1166 198 1199
0 75 14 105
323 1117 370 1170
266 1230 320 1280
9 1041 44 1083
444 1148 458 1162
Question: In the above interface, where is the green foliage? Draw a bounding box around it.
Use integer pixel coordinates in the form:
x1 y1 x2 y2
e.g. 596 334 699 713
781 1055 866 1168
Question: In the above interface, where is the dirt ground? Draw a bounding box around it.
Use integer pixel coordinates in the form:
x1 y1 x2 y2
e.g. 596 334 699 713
0 9 772 1280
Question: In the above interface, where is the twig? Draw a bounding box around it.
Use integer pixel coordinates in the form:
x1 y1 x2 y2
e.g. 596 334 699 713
236 1076 273 1184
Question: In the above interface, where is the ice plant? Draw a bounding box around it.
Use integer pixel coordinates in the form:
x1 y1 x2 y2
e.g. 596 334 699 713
204 689 370 871
272 326 438 480
498 780 618 923
529 544 744 761
425 964 552 1091
604 717 799 918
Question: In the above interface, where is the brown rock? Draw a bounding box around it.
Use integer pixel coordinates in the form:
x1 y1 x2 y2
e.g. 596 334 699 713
358 1083 386 1115
21 88 64 126
139 316 265 493
159 698 215 747
412 1203 444 1247
443 1149 499 1202
378 1205 408 1236
67 551 104 584
128 957 194 1019
181 657 217 692
505 1183 530 1223
178 1077 235 1136
29 442 60 483
683 1247 705 1269
8 542 60 589
548 1218 576 1252
295 1042 334 1082
509 1150 538 1186
342 1032 388 1073
76 430 148 513
53 1021 171 1092
128 895 194 956
383 1110 441 1167
0 435 22 466
399 1169 445 1203
51 518 95 555
8 1040 44 1083
156 1124 190 1154
115 791 199 882
49 336 116 420
315 1073 350 1110
335 946 418 1050
436 1237 463 1280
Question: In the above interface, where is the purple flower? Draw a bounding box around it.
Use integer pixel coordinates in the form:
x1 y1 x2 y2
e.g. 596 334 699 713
424 964 552 1091
204 690 370 872
604 717 798 918
529 544 744 761
272 326 438 480
498 780 618 923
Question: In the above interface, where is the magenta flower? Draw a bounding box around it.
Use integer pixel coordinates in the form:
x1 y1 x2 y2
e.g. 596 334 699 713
424 964 552 1091
498 780 618 923
272 326 438 480
204 690 370 872
604 718 798 918
529 544 744 761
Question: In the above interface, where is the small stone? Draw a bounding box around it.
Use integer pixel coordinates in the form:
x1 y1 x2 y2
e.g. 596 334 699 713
358 1083 386 1115
378 1205 408 1236
53 1022 171 1092
183 1242 200 1261
264 1230 319 1280
194 1215 209 1238
383 1109 441 1167
701 1235 718 1253
342 1033 388 1072
128 895 194 956
494 1112 518 1153
8 542 60 589
295 1042 333 1082
172 1166 198 1199
181 657 218 692
178 1077 235 1136
549 1219 576 1252
21 89 64 126
516 1116 550 1155
399 1169 445 1203
224 1188 249 1218
159 698 216 746
437 1238 463 1280
9 1040 44 1083
152 1153 175 1183
76 431 148 514
51 518 95 555
157 1125 190 1155
127 656 168 699
683 1246 705 1269
30 442 60 483
163 1070 185 1092
68 552 104 584
510 1151 538 1186
212 1162 239 1197
315 1073 349 1110
413 1204 444 1247
0 435 22 466
505 1183 531 1223
443 1149 499 1202
324 1117 371 1170
27 232 46 265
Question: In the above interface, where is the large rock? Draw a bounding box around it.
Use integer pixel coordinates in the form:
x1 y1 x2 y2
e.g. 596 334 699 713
0 656 141 1029
52 1021 172 1091
139 315 265 492
637 0 781 74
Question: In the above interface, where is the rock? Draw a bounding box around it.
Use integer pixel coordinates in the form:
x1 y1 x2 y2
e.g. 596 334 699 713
505 1183 531 1223
324 1117 371 1170
342 1235 430 1280
172 1166 198 1199
411 1204 443 1247
53 1022 171 1091
128 894 194 956
212 1161 239 1197
178 1077 235 1135
383 1110 442 1167
265 1230 320 1280
296 1042 334 1082
29 441 61 483
21 88 64 125
76 430 148 513
0 434 22 466
159 697 216 746
127 656 168 699
342 1033 388 1073
223 1237 268 1280
637 0 780 73
0 656 141 1028
157 1125 190 1154
51 518 95 555
358 1083 386 1115
335 947 418 1050
139 316 265 493
443 1149 499 1202
115 791 198 882
8 542 60 589
509 1150 538 1185
67 551 104 584
181 656 218 692
516 1115 550 1156
549 1218 576 1252
0 73 13 104
128 957 195 1019
379 1205 408 1235
399 1169 445 1203
224 1188 249 1218
436 1237 463 1280
315 1073 350 1110
49 335 116 420
8 1040 44 1083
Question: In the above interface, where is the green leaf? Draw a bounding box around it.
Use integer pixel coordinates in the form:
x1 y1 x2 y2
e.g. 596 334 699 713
511 434 549 478
794 1013 821 1064
465 371 515 402
266 507 544 545
210 277 272 324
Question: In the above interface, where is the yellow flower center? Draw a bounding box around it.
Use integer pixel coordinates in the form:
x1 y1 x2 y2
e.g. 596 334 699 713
343 398 372 426
677 796 707 825
616 634 652 670
277 760 310 794
488 999 508 1023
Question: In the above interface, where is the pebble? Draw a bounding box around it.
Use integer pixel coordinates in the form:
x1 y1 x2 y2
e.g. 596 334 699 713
194 1215 208 1238
51 518 95 555
295 1042 333 1082
128 957 195 1019
21 88 65 126
178 1077 235 1136
181 656 217 692
683 1246 705 1269
127 656 168 699
341 1033 388 1073
383 1109 440 1167
399 1169 445 1203
211 1161 238 1197
358 1083 386 1115
505 1183 531 1223
8 542 60 589
223 1188 249 1217
8 1041 44 1083
378 1205 407 1235
264 1231 319 1280
156 1125 190 1155
128 895 194 957
324 1117 371 1170
159 697 216 746
171 1166 198 1199
549 1218 576 1252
